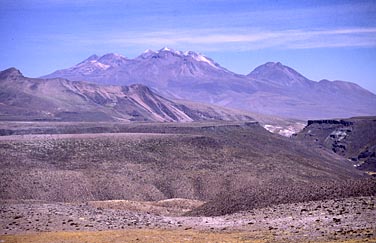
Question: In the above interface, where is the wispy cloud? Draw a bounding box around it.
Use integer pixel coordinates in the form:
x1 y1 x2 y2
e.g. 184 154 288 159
4 0 376 53
89 27 376 51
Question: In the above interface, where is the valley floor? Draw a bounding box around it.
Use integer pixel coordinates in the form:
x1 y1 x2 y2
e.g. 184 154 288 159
1 196 375 243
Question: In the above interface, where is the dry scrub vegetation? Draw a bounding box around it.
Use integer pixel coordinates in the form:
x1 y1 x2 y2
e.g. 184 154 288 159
1 197 375 242
0 121 375 242
0 122 365 203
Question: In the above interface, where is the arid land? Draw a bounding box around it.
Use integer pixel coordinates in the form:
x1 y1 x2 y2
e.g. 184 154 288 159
0 121 375 242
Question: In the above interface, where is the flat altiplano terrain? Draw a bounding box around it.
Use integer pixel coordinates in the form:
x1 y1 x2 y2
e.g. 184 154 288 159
0 197 375 242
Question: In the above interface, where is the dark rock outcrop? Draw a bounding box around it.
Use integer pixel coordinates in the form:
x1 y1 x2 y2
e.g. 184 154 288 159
307 119 354 126
295 117 376 172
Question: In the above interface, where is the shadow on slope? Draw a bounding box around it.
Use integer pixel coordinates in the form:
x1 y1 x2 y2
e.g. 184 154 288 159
187 178 376 216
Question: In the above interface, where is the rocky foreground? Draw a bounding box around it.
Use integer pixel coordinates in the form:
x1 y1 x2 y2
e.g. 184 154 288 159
0 196 375 242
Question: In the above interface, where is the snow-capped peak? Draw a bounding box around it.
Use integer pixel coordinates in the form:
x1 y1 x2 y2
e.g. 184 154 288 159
184 51 197 56
96 53 128 67
69 58 110 74
100 53 126 60
89 60 110 70
174 50 184 55
70 53 127 73
141 47 223 70
144 49 155 54
113 53 126 58
157 47 186 56
160 47 173 52
183 51 220 69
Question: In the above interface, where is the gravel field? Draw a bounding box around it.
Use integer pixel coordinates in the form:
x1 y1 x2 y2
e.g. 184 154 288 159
1 197 375 242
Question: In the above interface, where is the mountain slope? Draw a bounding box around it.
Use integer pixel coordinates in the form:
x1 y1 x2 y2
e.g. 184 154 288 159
42 49 376 120
246 62 376 118
0 68 254 122
42 48 254 102
0 121 367 203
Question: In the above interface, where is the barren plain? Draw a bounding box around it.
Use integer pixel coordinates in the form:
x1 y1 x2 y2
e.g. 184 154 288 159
0 121 375 242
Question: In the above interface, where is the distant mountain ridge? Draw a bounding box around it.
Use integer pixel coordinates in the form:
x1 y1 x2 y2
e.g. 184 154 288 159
0 68 254 122
247 61 311 87
41 48 376 120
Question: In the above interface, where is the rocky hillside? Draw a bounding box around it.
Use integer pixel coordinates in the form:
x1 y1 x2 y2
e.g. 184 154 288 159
0 68 254 122
0 122 365 203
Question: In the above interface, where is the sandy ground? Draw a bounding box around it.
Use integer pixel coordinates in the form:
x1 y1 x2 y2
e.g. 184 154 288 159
1 196 375 242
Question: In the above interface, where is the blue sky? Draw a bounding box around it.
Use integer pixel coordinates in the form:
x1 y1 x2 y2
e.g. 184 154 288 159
1 0 376 92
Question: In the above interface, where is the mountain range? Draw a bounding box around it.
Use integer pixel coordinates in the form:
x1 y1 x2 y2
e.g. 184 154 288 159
42 48 376 120
0 67 254 122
